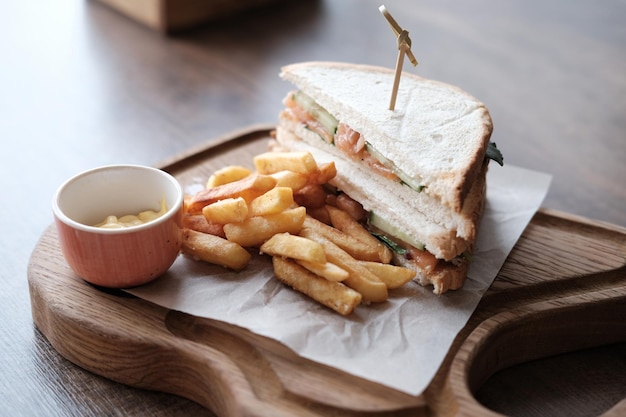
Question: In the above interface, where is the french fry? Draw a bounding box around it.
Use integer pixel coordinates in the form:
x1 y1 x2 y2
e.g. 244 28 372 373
334 192 368 221
358 261 416 289
187 173 277 214
273 257 361 316
296 260 349 282
326 205 392 264
254 151 318 175
183 194 193 213
202 197 248 224
306 206 332 225
182 150 419 314
249 187 295 217
269 170 308 191
300 227 388 303
259 232 326 264
302 216 381 262
224 206 306 247
311 161 337 184
182 214 226 238
182 229 251 271
294 183 328 209
206 166 252 188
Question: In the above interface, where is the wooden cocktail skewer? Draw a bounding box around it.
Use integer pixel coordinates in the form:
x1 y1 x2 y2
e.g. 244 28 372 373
379 5 418 110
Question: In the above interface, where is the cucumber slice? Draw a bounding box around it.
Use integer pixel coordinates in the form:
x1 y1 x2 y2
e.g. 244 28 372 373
292 91 339 137
364 142 392 166
395 170 426 192
369 211 425 251
365 143 425 192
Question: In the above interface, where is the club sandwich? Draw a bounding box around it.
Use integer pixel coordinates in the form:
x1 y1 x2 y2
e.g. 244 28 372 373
273 61 502 294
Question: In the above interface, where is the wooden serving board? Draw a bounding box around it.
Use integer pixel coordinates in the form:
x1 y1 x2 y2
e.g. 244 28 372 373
29 125 626 417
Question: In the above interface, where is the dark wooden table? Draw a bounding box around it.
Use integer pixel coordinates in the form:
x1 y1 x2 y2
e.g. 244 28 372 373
2 0 625 415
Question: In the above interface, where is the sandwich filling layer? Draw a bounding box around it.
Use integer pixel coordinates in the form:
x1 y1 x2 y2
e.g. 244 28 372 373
279 90 487 251
284 90 424 190
274 120 487 261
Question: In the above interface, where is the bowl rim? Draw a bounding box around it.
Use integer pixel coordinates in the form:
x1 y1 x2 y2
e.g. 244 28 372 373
52 164 183 235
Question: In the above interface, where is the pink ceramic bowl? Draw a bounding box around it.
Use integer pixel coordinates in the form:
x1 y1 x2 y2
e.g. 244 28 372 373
52 165 184 288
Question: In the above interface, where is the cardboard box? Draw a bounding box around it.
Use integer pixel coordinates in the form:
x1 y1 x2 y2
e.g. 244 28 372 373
95 0 288 32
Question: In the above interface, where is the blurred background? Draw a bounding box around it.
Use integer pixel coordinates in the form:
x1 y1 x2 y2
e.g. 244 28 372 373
3 0 624 227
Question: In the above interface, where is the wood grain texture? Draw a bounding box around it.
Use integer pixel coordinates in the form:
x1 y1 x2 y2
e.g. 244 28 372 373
28 128 626 417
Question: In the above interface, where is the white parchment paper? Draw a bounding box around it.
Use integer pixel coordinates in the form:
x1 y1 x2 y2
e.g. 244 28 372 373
127 164 551 396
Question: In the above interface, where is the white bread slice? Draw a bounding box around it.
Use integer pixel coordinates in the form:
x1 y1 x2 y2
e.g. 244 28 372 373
275 124 488 262
279 62 493 212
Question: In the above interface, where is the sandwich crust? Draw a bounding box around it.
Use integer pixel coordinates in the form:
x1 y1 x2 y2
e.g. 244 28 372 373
393 252 469 295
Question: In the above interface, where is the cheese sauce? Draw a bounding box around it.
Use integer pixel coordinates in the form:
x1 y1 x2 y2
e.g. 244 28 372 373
94 198 168 229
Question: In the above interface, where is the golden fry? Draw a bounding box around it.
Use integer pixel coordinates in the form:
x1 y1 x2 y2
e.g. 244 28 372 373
294 183 328 209
297 259 349 282
224 206 306 247
326 205 392 264
206 166 252 188
311 161 337 184
260 232 326 264
182 214 225 238
273 257 361 316
334 193 368 221
300 227 388 303
182 150 419 313
306 206 331 225
202 197 248 224
302 216 381 262
183 194 193 213
358 261 416 289
269 170 308 191
254 151 318 175
249 187 295 217
187 173 277 214
182 229 251 271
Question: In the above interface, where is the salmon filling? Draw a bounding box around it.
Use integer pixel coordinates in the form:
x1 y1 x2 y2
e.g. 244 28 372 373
282 92 400 182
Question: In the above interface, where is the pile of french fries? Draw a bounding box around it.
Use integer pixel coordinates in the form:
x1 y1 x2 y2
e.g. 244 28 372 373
181 151 416 315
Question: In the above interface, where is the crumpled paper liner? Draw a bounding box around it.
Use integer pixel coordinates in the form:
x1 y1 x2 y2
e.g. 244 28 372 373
127 164 551 396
